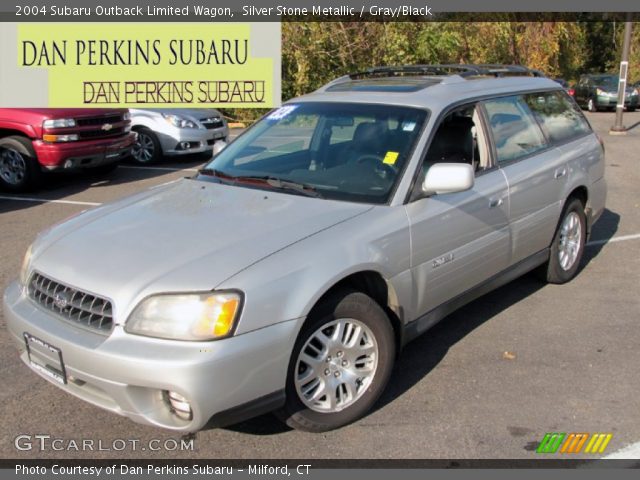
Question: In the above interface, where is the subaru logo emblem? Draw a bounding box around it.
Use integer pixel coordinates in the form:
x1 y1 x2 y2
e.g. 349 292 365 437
53 292 69 309
101 123 113 131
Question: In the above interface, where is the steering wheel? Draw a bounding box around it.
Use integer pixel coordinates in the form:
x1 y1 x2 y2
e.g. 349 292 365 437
354 154 397 179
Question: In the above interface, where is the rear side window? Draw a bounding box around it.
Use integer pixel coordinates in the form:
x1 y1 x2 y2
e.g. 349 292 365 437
524 91 591 144
483 95 548 163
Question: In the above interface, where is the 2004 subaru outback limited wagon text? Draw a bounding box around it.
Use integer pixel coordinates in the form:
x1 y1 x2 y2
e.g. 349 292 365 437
4 65 606 432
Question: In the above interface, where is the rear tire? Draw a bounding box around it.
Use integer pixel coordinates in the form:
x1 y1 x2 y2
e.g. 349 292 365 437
541 198 587 284
0 136 42 192
131 128 162 164
277 290 395 432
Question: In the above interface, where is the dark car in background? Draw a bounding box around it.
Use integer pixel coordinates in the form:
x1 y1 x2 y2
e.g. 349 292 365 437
574 74 638 112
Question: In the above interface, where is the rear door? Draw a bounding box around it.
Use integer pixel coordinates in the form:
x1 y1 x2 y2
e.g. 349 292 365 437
483 93 567 265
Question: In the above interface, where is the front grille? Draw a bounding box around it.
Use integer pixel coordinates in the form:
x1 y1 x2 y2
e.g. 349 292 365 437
28 272 114 333
78 127 126 139
200 117 224 129
76 115 123 127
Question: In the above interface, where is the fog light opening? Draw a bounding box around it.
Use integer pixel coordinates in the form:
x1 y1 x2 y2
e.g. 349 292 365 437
164 390 193 421
179 142 191 150
64 159 75 169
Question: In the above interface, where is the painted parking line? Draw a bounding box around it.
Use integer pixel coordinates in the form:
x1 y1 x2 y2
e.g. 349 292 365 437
118 165 200 172
586 233 640 247
0 195 101 206
602 440 640 459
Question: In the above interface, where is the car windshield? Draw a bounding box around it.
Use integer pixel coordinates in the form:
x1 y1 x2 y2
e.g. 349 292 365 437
199 102 428 204
595 76 618 88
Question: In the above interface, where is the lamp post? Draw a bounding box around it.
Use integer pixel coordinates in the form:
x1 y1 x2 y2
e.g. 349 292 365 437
610 16 633 135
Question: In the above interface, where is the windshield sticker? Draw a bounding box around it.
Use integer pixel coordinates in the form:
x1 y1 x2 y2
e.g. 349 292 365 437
267 105 297 121
402 121 416 132
383 151 399 165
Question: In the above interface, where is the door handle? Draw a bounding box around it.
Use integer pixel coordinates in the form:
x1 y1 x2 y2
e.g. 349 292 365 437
554 167 567 179
489 197 504 208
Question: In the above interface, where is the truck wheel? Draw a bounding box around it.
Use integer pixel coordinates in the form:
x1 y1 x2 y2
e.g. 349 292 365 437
0 136 42 192
541 198 587 284
131 128 161 164
277 290 395 432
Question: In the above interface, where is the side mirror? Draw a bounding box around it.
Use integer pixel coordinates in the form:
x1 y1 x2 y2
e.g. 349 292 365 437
212 140 228 156
422 163 474 196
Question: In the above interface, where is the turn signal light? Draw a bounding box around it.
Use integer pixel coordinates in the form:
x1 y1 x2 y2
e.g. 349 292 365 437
43 134 79 142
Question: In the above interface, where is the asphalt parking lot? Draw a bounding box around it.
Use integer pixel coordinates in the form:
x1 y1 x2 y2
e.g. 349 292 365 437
1 113 639 460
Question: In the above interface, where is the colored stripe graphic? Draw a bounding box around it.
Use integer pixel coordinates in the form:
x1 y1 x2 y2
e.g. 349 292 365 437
537 433 566 453
560 433 589 453
584 433 613 454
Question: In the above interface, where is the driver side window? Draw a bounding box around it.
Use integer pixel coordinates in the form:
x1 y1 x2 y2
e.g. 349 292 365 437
417 104 490 185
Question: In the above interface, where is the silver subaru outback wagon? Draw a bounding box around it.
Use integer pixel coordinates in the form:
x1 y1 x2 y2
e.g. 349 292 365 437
4 65 606 433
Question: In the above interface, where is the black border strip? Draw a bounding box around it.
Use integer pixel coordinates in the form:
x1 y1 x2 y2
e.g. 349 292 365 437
3 459 640 468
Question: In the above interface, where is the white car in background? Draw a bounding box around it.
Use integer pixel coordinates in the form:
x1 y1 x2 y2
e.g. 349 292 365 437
129 109 229 164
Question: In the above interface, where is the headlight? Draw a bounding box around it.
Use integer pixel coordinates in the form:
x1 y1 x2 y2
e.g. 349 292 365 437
19 244 33 287
163 114 198 129
43 118 76 129
596 88 604 96
632 89 639 96
125 291 242 341
123 111 131 121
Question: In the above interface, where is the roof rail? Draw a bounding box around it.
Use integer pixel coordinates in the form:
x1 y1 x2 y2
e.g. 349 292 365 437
340 64 545 81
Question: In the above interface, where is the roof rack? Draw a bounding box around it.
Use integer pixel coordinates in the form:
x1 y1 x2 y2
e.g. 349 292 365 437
340 64 545 80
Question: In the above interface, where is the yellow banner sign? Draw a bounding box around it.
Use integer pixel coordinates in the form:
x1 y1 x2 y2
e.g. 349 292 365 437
18 23 277 108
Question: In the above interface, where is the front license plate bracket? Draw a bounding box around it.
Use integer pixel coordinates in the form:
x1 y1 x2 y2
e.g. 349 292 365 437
23 333 67 385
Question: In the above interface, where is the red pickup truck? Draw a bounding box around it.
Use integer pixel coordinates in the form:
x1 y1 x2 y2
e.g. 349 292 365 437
0 109 136 192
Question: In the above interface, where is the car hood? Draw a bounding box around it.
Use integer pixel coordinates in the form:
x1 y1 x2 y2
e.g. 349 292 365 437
31 179 372 322
130 108 223 121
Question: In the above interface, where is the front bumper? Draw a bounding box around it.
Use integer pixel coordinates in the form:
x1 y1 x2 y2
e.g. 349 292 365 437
596 95 639 109
3 281 299 432
33 133 136 170
157 126 228 156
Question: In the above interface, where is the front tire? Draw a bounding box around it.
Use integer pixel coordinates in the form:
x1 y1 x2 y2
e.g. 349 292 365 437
0 136 42 192
131 128 162 164
278 290 395 432
587 97 598 113
542 198 587 284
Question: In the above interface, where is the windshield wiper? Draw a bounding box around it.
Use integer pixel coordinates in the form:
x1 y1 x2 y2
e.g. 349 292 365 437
233 175 323 198
197 170 322 198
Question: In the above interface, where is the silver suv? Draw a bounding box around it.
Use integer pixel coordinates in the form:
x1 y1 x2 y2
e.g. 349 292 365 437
4 65 606 433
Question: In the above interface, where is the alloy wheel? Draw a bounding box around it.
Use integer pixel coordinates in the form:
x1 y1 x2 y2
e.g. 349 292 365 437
558 211 582 271
294 318 379 413
132 132 155 163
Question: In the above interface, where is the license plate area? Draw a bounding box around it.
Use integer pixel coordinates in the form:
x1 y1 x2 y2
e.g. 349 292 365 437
23 333 67 385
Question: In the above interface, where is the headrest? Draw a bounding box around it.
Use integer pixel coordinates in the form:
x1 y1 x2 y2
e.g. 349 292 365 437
352 122 388 149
